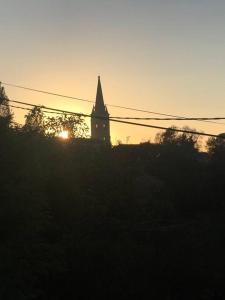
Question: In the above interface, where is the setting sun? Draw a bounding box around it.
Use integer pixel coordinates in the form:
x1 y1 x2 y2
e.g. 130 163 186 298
58 130 69 139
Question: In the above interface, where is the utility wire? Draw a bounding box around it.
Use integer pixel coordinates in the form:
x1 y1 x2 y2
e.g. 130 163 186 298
1 82 94 103
3 98 225 139
110 116 225 121
7 101 225 122
7 99 85 117
7 103 67 115
2 81 223 126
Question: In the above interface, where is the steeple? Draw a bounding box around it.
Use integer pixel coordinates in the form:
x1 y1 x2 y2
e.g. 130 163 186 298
95 76 105 112
91 77 110 144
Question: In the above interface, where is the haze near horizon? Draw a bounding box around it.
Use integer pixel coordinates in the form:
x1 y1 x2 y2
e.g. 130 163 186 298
1 0 225 143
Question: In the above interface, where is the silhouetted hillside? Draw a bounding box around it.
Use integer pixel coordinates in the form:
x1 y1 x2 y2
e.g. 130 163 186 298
1 122 225 300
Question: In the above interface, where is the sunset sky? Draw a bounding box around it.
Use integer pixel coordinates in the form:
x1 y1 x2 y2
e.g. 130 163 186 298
1 0 225 144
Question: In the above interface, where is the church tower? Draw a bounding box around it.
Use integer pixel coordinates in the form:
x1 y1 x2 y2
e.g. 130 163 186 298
91 77 110 143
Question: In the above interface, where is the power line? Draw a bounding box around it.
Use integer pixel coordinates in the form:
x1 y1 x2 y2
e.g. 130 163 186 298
4 98 225 139
110 116 225 122
108 119 225 139
7 101 225 122
2 81 224 126
8 104 32 111
1 82 94 103
8 99 85 117
7 103 67 115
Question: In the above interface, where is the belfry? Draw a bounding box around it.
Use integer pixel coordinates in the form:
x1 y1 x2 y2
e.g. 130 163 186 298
91 77 110 144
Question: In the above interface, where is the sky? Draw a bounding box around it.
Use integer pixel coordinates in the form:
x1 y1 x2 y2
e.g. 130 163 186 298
1 0 225 144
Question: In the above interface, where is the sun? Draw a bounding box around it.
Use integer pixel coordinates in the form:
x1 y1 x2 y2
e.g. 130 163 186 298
58 130 69 139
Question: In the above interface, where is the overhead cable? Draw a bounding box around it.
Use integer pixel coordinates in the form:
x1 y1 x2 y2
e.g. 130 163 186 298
2 81 223 126
6 101 225 122
4 98 225 139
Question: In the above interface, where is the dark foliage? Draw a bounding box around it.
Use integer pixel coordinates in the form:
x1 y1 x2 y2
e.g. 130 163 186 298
1 125 225 300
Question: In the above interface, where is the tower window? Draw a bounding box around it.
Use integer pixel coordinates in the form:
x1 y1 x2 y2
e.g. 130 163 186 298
96 124 98 128
103 124 106 128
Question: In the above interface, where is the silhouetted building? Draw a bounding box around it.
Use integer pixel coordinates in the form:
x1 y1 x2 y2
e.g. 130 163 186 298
91 77 110 144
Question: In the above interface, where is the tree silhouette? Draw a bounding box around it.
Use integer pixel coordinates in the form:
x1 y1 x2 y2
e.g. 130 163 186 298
0 83 12 128
207 133 225 155
24 106 45 134
45 113 89 138
155 126 200 149
23 107 89 138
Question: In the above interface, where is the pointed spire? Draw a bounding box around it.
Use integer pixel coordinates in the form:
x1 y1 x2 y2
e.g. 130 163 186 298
95 76 105 110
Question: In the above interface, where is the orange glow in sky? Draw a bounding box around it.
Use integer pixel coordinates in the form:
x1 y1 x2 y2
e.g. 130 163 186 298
1 1 225 144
